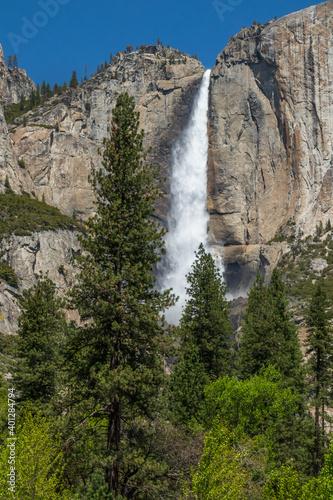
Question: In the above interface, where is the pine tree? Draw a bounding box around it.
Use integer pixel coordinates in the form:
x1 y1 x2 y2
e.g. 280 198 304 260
168 344 209 425
13 54 18 69
306 282 333 475
19 93 25 111
179 243 233 379
63 81 67 91
67 93 172 496
29 90 36 109
69 70 78 88
36 83 41 106
41 80 47 97
7 55 13 68
14 274 67 412
269 269 305 392
238 270 304 390
46 82 52 98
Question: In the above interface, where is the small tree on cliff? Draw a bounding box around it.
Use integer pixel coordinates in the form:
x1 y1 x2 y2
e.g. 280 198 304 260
67 93 172 497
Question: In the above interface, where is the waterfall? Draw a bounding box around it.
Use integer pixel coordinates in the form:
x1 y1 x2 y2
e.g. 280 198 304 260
159 69 212 324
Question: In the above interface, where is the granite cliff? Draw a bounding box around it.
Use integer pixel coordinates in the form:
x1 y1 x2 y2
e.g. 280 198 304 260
1 2 333 333
208 0 333 292
9 46 204 222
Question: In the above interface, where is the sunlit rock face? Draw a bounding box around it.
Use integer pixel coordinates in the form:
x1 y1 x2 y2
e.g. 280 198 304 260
0 43 35 105
10 47 204 221
208 1 333 293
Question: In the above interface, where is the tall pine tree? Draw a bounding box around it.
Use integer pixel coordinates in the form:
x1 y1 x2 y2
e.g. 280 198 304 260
14 274 67 412
179 243 233 379
306 282 333 475
67 93 172 497
238 270 304 392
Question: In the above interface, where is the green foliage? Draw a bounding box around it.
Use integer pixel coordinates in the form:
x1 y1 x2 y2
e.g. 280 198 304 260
180 243 233 379
0 261 18 287
262 464 302 500
202 367 314 476
0 412 68 499
168 344 209 425
306 282 333 474
71 471 122 499
66 92 172 496
263 441 333 499
69 70 78 88
4 80 63 124
0 190 82 239
186 422 266 499
238 270 305 393
14 274 68 412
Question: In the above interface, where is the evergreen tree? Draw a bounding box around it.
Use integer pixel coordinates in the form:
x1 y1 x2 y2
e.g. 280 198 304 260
7 55 13 68
19 93 25 111
238 271 304 391
46 82 52 98
306 282 333 475
13 54 18 69
14 274 67 412
269 269 305 392
36 83 41 106
69 71 78 88
29 90 36 109
67 93 172 496
180 243 233 379
63 81 67 91
168 344 209 425
41 80 47 97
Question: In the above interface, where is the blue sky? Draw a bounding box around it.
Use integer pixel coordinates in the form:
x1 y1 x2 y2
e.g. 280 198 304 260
0 0 320 86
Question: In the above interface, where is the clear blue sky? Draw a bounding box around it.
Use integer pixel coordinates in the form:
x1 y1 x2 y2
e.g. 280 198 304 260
0 0 319 87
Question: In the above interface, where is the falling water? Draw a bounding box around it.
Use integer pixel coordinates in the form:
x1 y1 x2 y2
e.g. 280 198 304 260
159 69 212 324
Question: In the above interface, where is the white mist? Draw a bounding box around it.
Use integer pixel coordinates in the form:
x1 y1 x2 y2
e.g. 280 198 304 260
159 69 212 324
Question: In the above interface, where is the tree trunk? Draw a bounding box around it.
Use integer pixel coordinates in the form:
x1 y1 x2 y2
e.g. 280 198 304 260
107 395 121 494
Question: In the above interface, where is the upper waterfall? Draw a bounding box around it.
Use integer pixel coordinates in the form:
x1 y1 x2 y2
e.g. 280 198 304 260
159 69 211 324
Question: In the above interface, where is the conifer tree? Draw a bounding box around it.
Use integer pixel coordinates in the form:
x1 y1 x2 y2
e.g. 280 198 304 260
238 271 304 391
13 54 18 69
168 343 209 425
41 80 47 97
14 274 67 412
69 70 78 88
67 93 172 497
36 83 41 106
269 269 305 392
19 93 25 111
179 243 233 379
306 282 333 475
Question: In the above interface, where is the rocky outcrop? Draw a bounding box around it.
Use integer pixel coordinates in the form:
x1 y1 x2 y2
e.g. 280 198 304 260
0 105 35 192
0 44 35 105
0 229 81 336
208 1 333 293
11 47 204 222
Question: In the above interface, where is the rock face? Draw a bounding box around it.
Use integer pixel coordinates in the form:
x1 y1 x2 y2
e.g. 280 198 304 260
208 1 333 292
11 47 204 222
0 229 81 336
0 44 35 105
